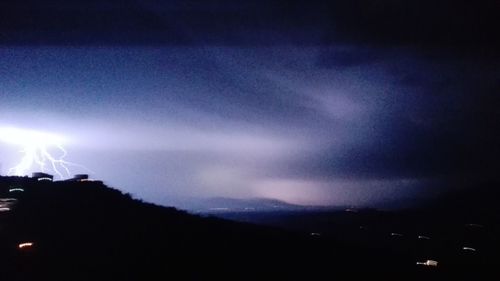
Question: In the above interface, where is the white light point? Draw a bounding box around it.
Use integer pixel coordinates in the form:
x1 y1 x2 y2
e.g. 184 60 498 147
416 260 438 267
18 242 34 249
0 127 87 179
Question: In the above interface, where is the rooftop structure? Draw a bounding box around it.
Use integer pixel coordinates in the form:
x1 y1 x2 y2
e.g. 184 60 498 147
32 172 54 182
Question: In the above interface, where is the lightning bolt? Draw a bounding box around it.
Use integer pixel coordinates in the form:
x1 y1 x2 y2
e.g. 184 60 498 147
0 127 91 179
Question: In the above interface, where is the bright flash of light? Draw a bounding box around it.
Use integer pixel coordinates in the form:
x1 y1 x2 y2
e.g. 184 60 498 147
0 127 88 179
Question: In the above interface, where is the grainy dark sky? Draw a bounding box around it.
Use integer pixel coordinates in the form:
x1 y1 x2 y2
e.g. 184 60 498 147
0 1 498 208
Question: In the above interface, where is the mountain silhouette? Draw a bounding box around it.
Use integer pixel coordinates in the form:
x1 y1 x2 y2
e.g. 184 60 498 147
0 175 498 280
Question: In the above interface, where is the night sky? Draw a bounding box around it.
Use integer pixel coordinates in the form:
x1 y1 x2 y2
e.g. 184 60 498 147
0 1 498 208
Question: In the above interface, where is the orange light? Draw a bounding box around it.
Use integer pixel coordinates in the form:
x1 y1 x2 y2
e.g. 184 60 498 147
18 242 34 249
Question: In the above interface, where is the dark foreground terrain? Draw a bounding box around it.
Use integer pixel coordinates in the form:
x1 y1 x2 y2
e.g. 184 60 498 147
1 175 499 280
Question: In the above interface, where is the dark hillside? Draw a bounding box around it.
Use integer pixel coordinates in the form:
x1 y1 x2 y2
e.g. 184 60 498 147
1 175 498 280
0 176 363 280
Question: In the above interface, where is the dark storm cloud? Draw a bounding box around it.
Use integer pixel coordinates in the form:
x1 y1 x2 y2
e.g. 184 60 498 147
0 0 327 45
303 113 499 180
291 57 500 183
324 1 500 50
316 47 383 68
1 0 499 52
1 1 498 207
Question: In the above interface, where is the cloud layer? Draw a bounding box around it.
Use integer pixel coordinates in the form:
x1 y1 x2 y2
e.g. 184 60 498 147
0 1 498 208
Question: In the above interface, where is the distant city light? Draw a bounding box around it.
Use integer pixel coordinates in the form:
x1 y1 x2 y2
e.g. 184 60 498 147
0 198 17 203
462 247 477 252
390 233 403 237
79 179 96 182
9 188 24 192
418 235 431 240
37 177 53 182
466 223 484 228
18 242 34 249
0 207 11 212
416 260 438 267
208 208 230 211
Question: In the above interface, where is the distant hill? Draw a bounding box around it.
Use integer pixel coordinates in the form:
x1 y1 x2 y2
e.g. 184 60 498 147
185 197 313 213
